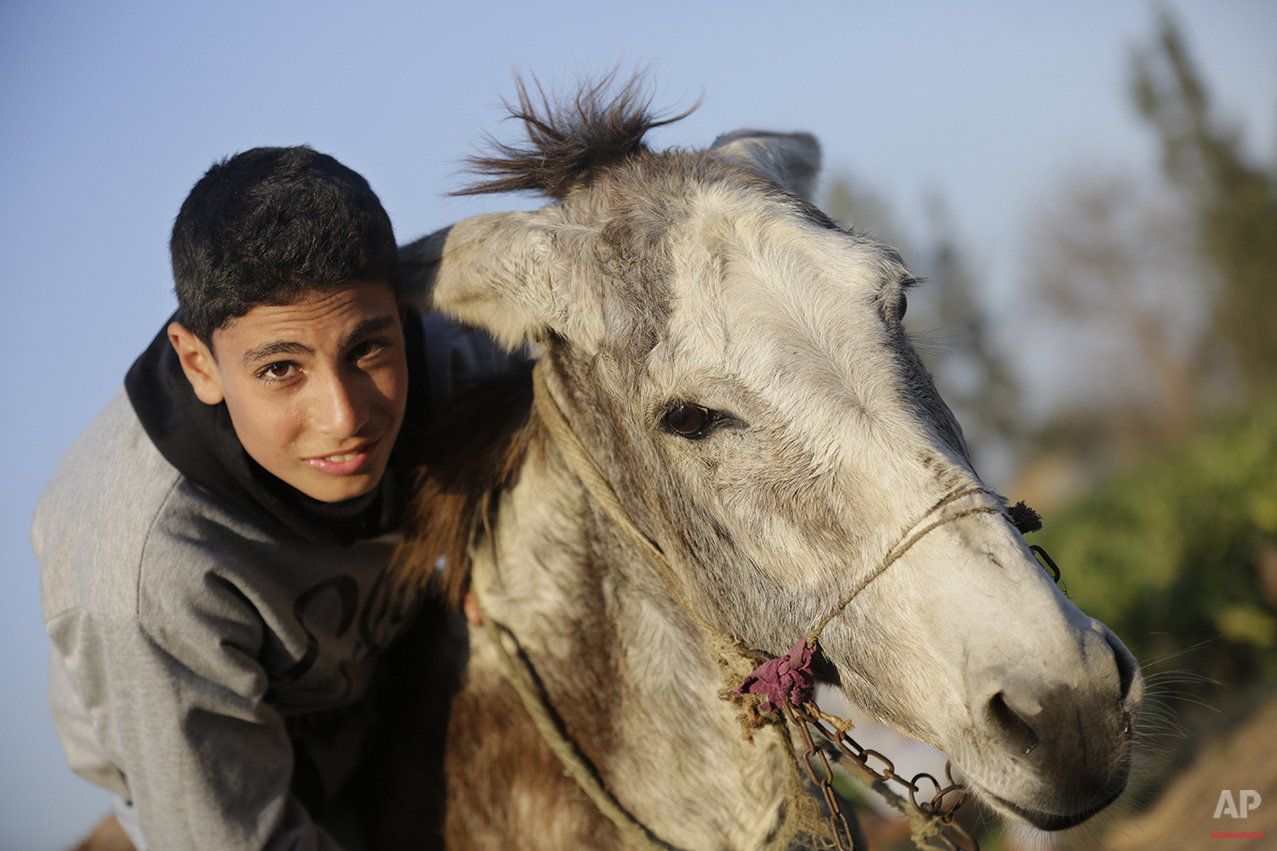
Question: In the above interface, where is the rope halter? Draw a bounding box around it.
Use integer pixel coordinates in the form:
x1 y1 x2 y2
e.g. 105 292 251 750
736 485 1019 713
526 363 1047 850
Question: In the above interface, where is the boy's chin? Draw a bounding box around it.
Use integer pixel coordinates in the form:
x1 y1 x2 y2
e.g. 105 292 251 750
288 468 386 504
310 479 381 504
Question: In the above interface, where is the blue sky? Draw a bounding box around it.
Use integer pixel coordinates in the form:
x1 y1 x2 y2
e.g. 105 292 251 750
2 1 1275 847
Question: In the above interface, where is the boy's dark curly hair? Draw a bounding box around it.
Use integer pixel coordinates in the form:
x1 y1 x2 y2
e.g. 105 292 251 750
170 146 399 348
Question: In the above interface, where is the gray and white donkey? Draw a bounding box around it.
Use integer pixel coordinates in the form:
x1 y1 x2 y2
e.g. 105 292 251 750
392 79 1143 851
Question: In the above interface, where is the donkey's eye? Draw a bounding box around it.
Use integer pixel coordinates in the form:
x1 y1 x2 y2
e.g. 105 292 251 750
898 293 908 319
664 403 714 437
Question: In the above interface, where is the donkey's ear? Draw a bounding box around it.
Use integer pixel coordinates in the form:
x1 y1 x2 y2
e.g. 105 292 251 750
424 211 562 351
709 130 822 201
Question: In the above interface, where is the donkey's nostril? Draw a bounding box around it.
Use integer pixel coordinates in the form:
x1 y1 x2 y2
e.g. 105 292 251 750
986 691 1041 756
1101 624 1141 704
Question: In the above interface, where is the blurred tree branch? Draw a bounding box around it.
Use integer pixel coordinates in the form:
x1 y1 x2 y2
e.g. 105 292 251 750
1025 167 1209 452
1133 11 1277 398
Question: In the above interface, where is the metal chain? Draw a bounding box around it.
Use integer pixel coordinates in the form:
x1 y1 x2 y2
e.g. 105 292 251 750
787 703 862 850
777 543 1066 851
784 701 980 851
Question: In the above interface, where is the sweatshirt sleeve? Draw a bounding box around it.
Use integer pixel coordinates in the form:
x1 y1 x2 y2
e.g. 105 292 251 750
46 576 349 851
36 390 384 851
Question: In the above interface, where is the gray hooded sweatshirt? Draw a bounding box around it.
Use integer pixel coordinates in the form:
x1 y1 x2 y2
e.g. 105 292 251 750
34 311 517 850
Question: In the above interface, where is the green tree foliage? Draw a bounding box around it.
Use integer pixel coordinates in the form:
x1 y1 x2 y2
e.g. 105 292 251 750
1034 399 1277 691
1133 13 1277 398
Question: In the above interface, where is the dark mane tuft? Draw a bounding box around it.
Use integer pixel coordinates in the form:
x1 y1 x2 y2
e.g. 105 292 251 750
389 364 540 610
456 72 695 200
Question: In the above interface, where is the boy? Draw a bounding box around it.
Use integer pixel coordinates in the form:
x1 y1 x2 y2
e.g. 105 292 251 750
33 146 512 849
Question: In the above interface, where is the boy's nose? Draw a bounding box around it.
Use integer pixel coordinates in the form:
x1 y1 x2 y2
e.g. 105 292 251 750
313 374 368 437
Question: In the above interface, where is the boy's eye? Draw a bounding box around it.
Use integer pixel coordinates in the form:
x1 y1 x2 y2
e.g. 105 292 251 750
260 361 297 381
350 338 389 361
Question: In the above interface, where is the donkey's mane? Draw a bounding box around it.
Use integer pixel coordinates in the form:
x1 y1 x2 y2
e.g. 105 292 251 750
456 73 695 200
391 365 541 609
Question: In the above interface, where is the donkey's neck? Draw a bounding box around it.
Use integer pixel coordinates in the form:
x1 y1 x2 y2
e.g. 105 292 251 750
467 440 793 850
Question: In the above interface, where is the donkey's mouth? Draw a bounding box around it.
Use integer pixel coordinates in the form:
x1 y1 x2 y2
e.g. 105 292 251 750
810 644 842 687
979 779 1127 831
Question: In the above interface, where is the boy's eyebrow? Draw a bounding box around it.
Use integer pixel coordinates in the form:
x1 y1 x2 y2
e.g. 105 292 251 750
242 340 311 365
340 314 397 349
241 314 399 366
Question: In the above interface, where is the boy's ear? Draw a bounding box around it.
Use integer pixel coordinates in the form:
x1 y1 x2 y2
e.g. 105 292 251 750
168 322 226 405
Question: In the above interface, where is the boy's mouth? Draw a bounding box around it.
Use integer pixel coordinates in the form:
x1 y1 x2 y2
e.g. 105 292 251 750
305 439 380 475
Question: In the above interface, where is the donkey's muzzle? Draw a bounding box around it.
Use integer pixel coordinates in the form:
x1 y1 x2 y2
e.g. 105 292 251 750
966 619 1143 829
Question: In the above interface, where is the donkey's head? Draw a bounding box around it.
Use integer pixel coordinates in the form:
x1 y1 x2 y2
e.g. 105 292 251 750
413 80 1143 831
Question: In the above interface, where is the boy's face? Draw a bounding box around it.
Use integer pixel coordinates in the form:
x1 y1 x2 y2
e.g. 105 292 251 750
170 281 409 503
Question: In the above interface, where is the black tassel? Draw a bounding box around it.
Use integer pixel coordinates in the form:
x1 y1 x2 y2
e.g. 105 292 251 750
1008 500 1043 535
